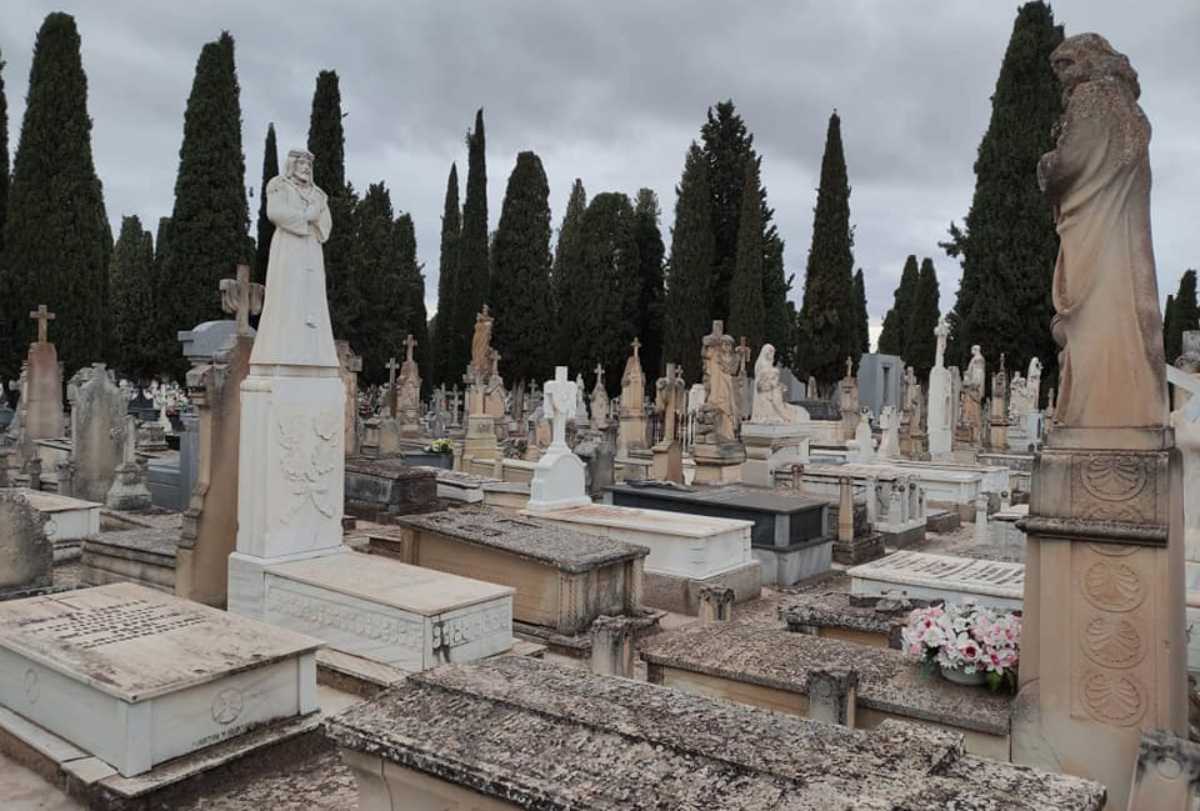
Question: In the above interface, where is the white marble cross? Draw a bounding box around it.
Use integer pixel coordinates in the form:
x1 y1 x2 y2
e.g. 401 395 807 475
29 304 55 344
544 366 577 449
386 357 400 388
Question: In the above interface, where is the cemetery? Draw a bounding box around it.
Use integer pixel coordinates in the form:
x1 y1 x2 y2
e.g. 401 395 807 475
0 5 1195 809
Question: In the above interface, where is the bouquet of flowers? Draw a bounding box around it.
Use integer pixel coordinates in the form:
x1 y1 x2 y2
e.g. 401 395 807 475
901 601 1020 692
426 438 453 454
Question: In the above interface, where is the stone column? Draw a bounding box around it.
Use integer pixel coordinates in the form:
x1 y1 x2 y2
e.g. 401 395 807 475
590 615 636 679
807 668 858 727
973 493 989 544
837 477 854 544
697 586 734 623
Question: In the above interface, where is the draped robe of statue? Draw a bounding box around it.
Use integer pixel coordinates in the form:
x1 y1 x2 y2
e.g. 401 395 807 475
1038 34 1166 428
252 173 336 368
470 309 494 380
751 344 807 424
703 336 738 441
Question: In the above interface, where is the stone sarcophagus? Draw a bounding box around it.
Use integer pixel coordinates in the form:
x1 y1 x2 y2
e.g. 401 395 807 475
373 508 648 636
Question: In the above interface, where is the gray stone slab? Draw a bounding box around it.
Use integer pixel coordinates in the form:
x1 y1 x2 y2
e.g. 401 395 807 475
394 508 648 574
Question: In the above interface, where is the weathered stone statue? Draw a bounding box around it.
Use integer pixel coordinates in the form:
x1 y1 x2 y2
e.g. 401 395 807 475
470 305 495 380
251 150 336 368
751 344 807 424
1038 33 1166 428
960 344 985 443
700 321 738 443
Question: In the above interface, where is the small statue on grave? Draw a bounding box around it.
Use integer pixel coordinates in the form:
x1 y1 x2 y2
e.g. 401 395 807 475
700 321 739 443
751 344 807 424
470 305 495 380
1039 33 1166 427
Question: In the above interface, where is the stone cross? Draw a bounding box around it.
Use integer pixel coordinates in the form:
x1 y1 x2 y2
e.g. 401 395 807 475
450 386 462 426
404 333 418 363
218 264 265 337
385 357 400 388
594 362 605 388
544 366 577 448
736 337 751 374
631 337 641 359
29 305 55 344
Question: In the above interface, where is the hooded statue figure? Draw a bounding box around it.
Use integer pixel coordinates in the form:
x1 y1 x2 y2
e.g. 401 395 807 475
1038 33 1166 428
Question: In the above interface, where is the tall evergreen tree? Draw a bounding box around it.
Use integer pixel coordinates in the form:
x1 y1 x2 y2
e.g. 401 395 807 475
161 31 249 377
452 108 489 379
352 182 402 382
110 216 158 382
0 48 9 256
762 231 793 367
432 163 460 386
633 188 666 383
905 258 941 378
395 212 430 394
853 269 870 354
569 192 639 392
663 144 714 384
797 111 857 382
1163 294 1177 364
942 2 1063 386
876 255 920 357
1166 269 1199 364
491 151 553 387
307 70 360 348
553 178 587 357
1 13 112 384
728 160 765 354
255 122 278 283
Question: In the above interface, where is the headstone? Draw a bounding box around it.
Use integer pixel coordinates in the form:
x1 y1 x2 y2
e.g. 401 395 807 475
590 363 610 431
176 291 255 607
336 340 363 457
62 364 125 503
838 356 859 439
618 338 648 453
397 334 423 437
651 364 686 483
0 490 53 597
104 415 152 511
527 367 592 512
1012 36 1187 809
23 304 65 441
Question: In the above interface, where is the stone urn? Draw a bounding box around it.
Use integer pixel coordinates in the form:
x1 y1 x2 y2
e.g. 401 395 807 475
939 664 987 687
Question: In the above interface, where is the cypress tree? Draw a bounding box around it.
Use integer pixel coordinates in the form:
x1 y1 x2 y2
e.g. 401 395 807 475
2 13 112 384
352 182 402 382
762 230 793 368
798 111 857 382
905 258 942 378
853 269 870 354
395 212 430 394
727 160 765 354
1167 270 1199 364
663 144 714 384
570 192 639 392
942 2 1063 385
255 122 278 283
701 100 752 322
110 216 158 382
432 163 460 386
162 31 249 377
633 188 666 383
0 48 9 255
491 151 553 387
553 178 587 356
307 70 359 346
453 109 489 380
1163 294 1177 364
877 255 920 357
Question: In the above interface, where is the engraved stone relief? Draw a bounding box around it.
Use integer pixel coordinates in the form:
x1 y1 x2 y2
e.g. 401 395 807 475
1081 670 1147 727
1082 560 1145 612
1081 615 1145 669
211 687 245 725
277 408 341 523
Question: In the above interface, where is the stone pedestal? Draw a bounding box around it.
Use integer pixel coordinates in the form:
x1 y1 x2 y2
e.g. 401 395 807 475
526 445 591 513
741 423 810 488
650 440 682 483
1012 428 1187 810
24 341 64 440
692 441 745 484
618 412 647 455
463 414 498 463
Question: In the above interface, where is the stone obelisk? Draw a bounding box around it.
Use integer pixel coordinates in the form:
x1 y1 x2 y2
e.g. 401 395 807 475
1012 34 1186 810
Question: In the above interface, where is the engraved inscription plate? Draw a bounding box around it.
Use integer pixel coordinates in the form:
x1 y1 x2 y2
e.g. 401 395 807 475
19 598 207 650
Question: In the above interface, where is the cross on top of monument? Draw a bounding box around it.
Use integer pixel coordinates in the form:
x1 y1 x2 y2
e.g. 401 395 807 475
219 264 264 337
29 304 55 344
631 337 641 358
385 357 400 385
594 362 605 382
404 333 418 362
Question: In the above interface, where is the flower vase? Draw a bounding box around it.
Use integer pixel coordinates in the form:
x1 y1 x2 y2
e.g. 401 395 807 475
939 664 987 687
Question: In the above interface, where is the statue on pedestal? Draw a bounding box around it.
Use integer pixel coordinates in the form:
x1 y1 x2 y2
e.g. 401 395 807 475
751 344 807 424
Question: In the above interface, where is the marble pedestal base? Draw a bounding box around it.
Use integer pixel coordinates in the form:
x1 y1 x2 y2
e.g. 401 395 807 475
526 446 591 513
463 415 498 464
1012 429 1187 811
741 423 811 488
650 441 682 483
692 442 745 484
618 413 647 455
229 547 513 670
0 583 319 777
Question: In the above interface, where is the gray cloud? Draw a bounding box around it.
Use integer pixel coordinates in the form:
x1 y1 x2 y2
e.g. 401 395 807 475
2 0 1196 348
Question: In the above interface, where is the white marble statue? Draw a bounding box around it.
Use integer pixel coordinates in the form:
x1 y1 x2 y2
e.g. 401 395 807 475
750 344 808 424
251 149 336 368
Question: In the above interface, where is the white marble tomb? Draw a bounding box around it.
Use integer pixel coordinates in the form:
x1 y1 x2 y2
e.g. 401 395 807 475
11 487 101 561
847 550 1024 611
0 583 320 777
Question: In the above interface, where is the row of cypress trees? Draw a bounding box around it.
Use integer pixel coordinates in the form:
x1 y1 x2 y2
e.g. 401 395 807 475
877 255 942 379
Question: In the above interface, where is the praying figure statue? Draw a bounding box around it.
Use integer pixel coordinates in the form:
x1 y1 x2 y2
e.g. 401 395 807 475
251 149 336 367
1039 33 1166 427
751 344 808 424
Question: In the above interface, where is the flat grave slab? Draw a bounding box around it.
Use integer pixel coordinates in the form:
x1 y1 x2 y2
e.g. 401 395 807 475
80 528 178 593
344 457 438 521
431 468 497 503
11 487 100 561
0 582 320 777
848 550 1024 611
377 508 647 635
323 655 1104 810
262 550 514 672
606 482 831 586
640 621 1013 762
524 503 759 614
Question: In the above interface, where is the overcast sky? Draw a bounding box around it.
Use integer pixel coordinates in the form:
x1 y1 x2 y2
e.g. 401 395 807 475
3 1 1197 347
